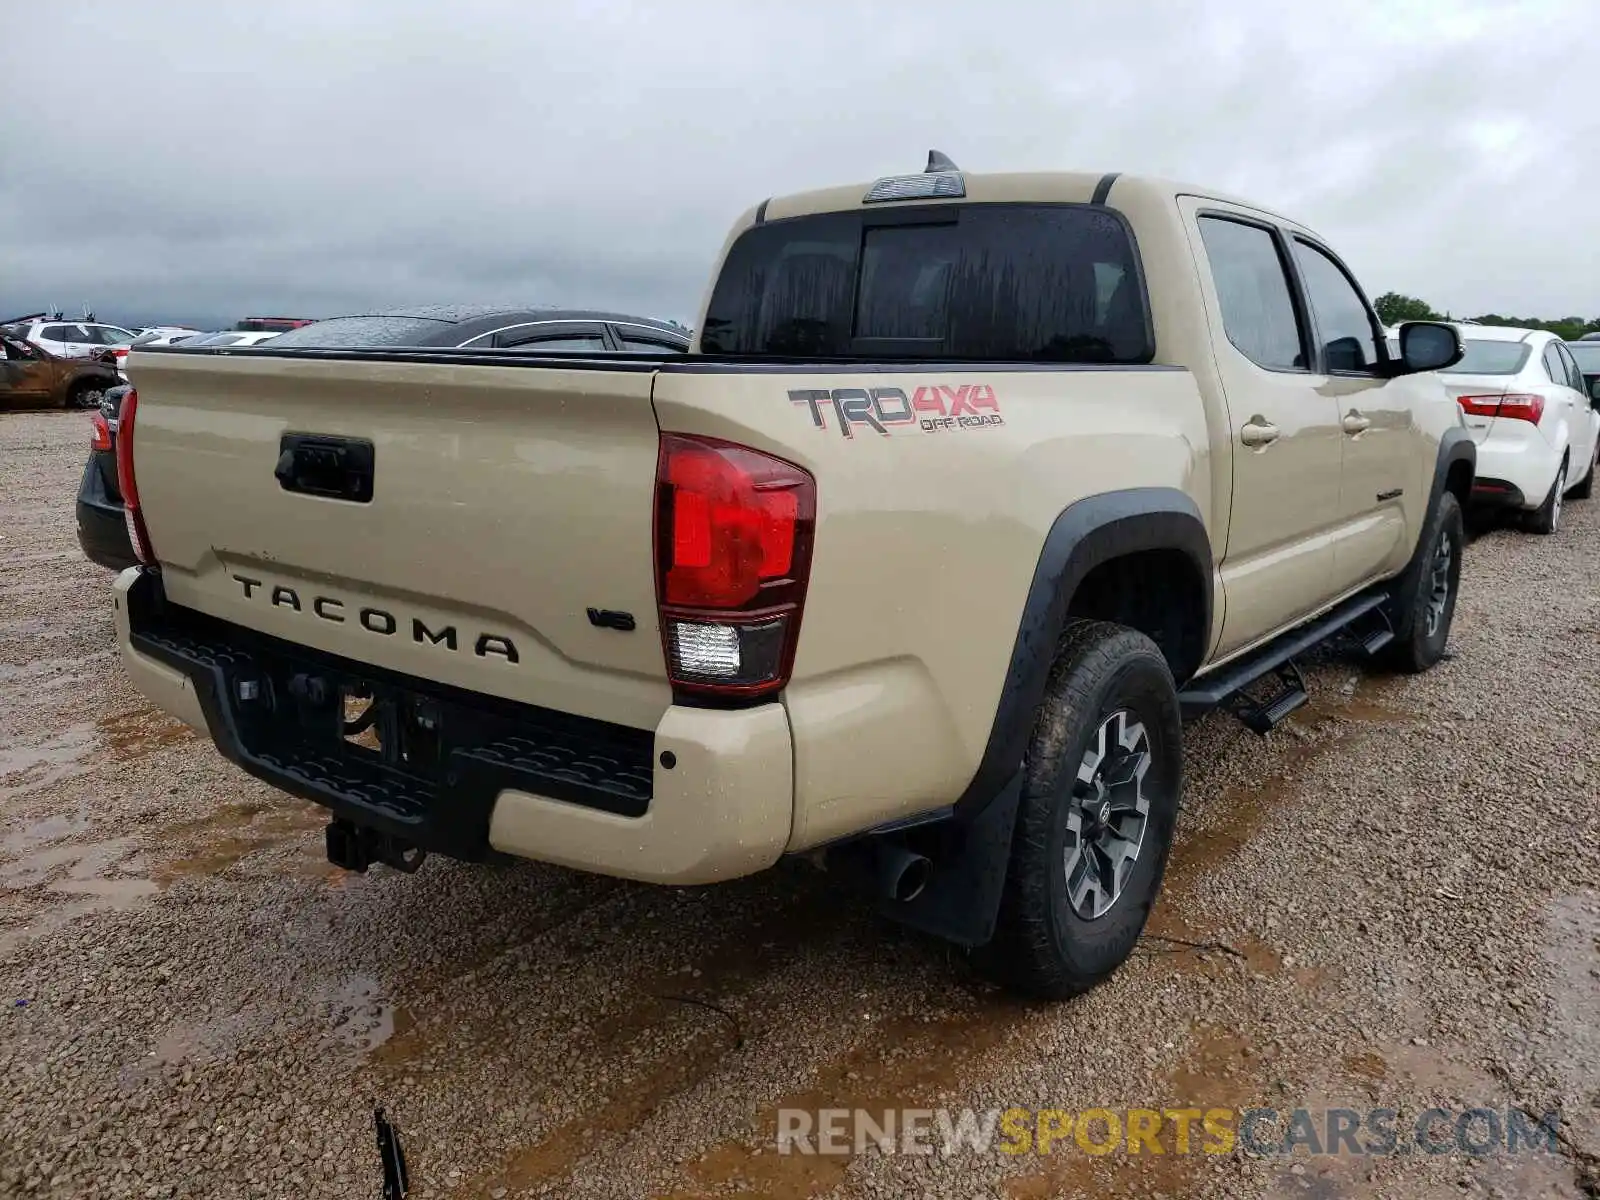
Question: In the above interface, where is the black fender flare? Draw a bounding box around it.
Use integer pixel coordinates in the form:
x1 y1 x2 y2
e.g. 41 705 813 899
1388 428 1476 630
953 487 1212 820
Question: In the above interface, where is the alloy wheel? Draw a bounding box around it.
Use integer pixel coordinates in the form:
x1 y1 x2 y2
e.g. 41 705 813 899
1063 709 1153 920
1423 527 1454 639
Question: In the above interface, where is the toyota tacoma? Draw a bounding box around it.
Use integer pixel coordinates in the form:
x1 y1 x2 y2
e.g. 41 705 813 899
111 156 1474 998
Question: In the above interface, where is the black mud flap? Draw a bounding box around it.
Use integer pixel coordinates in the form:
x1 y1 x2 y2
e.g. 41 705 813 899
875 771 1024 948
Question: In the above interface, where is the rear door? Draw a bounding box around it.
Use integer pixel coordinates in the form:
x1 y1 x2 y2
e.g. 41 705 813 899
1184 203 1343 657
1543 341 1594 463
1556 341 1600 473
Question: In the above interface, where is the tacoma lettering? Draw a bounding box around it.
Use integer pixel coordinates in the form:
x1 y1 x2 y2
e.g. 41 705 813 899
230 576 518 663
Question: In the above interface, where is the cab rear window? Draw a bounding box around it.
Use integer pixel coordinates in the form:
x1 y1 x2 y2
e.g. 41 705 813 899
699 204 1153 363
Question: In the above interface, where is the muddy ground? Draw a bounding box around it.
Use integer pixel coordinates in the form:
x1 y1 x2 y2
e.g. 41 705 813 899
2 409 1597 1199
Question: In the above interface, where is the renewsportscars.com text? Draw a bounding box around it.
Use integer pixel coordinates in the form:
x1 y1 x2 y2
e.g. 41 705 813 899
776 1106 1563 1159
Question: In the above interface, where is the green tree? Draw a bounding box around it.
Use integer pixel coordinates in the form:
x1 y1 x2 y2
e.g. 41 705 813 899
1373 293 1441 325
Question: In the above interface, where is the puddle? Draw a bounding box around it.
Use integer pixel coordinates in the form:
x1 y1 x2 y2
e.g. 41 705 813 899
0 836 157 955
2 811 91 853
317 974 410 1055
150 1011 257 1066
153 801 327 883
96 704 196 760
0 722 95 797
0 653 110 690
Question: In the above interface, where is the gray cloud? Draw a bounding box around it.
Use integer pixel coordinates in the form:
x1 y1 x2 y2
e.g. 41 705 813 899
2 0 1597 330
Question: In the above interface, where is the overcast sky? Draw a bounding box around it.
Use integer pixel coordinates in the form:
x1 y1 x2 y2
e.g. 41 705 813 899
3 0 1597 331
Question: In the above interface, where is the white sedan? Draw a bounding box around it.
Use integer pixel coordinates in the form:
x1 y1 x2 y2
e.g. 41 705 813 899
1441 325 1600 533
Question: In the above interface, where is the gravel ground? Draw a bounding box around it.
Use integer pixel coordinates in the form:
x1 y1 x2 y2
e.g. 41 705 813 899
2 409 1597 1200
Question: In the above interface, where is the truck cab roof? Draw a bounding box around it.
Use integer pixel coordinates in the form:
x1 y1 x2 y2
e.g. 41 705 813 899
756 167 1320 239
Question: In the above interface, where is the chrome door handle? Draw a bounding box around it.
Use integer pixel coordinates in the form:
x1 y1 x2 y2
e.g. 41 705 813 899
1342 410 1372 435
1240 419 1280 448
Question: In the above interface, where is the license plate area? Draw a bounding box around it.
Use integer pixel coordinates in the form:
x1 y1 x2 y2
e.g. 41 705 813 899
126 585 656 821
329 682 445 778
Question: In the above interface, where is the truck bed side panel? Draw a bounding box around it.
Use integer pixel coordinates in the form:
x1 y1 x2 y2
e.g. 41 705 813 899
651 362 1211 849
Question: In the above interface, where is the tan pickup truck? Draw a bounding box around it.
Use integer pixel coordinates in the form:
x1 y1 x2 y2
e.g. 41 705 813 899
113 157 1474 998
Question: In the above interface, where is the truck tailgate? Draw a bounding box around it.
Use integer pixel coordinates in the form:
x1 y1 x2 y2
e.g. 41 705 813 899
126 350 671 731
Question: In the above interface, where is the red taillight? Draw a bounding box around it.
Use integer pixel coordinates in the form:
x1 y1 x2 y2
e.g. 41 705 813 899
1456 393 1545 424
654 434 815 699
89 411 112 452
114 388 156 565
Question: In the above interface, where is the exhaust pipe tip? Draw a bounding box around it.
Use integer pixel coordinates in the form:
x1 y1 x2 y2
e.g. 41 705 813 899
890 852 931 903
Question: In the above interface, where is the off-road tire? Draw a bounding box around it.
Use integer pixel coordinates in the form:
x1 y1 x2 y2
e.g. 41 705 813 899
1526 457 1567 535
1569 445 1596 500
1383 491 1464 674
976 621 1183 1000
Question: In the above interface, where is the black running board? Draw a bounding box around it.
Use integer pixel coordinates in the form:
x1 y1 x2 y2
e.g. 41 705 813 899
1179 590 1390 724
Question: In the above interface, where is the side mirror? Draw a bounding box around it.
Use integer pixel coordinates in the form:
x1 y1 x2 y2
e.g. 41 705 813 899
1589 377 1600 407
1392 321 1463 375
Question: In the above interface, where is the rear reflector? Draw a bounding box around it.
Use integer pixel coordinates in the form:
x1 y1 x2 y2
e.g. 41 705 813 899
113 388 157 565
654 434 815 700
1456 393 1545 423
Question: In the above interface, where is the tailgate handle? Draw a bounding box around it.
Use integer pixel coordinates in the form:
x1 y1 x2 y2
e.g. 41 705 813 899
274 434 375 503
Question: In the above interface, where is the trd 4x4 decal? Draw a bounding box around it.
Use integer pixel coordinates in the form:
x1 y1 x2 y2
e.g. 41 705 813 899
789 385 1003 438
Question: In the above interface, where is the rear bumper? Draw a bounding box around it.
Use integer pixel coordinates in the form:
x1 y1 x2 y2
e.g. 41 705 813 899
76 458 138 572
112 568 792 884
1471 435 1559 510
1468 477 1528 508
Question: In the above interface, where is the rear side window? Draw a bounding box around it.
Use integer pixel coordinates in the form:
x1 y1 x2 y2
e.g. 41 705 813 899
618 335 687 354
1555 343 1584 391
1196 217 1305 371
266 316 455 348
1541 343 1568 387
500 333 610 352
700 204 1152 363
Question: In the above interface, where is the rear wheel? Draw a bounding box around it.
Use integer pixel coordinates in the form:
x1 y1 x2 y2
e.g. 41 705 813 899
977 621 1182 1000
1383 491 1464 674
1526 458 1567 535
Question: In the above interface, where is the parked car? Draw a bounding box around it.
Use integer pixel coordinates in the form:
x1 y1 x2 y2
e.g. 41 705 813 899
257 306 690 353
177 331 284 348
1442 326 1599 531
111 160 1473 1000
1566 338 1600 392
129 327 200 344
0 330 123 411
15 319 140 360
76 385 138 571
